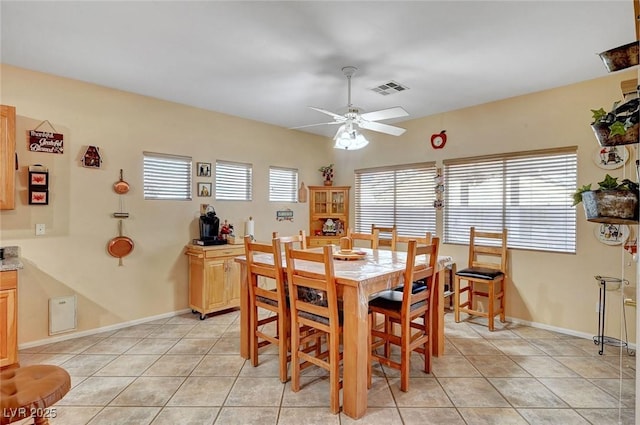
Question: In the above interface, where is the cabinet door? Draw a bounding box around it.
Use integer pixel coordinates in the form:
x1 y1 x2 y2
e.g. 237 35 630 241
330 190 346 215
225 258 241 306
0 105 16 210
0 289 17 368
312 190 328 214
204 259 227 310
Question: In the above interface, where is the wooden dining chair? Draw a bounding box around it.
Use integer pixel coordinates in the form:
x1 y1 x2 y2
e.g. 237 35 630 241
284 243 343 414
371 224 397 250
273 230 307 249
244 235 290 383
347 228 380 249
369 237 439 392
454 227 508 331
394 232 433 294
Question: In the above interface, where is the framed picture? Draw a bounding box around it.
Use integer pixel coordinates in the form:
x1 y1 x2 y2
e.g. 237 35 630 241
197 162 211 177
30 172 48 186
29 190 48 205
197 182 212 197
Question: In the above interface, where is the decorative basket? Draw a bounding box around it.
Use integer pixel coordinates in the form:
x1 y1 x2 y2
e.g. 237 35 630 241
591 122 639 146
582 190 639 224
599 41 639 73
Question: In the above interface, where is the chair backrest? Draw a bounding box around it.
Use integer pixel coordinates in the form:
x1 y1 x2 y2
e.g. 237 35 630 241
467 227 508 273
273 230 307 250
244 235 286 304
284 243 339 333
396 232 432 250
347 228 380 249
400 237 440 315
372 224 397 251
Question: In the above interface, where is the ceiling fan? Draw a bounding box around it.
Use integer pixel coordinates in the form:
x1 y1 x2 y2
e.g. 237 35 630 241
291 66 409 142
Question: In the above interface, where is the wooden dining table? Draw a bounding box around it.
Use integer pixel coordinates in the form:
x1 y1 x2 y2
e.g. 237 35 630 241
234 247 452 419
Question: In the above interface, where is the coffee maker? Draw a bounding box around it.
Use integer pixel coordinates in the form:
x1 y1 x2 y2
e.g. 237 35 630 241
196 207 226 245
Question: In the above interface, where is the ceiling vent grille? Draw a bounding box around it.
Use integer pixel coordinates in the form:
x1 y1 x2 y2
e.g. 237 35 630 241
370 81 409 96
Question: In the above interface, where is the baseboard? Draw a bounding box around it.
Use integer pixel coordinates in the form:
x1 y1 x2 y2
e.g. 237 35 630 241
507 315 637 350
18 308 192 350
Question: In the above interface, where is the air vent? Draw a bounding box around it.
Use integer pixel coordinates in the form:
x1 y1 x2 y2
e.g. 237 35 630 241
370 81 409 96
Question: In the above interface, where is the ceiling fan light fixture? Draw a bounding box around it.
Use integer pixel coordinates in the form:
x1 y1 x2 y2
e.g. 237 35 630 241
333 124 369 150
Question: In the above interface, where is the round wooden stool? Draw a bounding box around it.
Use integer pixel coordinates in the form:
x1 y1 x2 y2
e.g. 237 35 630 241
1 365 71 425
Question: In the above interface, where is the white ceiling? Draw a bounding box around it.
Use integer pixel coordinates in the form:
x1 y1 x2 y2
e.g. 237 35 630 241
1 1 637 138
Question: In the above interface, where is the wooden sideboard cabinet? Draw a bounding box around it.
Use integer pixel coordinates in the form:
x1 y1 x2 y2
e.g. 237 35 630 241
308 185 350 246
0 105 16 210
185 244 244 320
0 270 18 368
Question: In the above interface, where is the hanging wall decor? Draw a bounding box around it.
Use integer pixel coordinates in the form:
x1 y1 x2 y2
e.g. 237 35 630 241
276 208 294 222
28 164 49 205
28 120 64 154
81 146 102 168
433 167 444 210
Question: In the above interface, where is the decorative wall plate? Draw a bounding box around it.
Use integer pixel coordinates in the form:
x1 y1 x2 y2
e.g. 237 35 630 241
593 146 629 170
594 223 629 245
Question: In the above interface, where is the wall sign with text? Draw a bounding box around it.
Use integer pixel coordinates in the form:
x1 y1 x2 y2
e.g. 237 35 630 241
28 130 64 154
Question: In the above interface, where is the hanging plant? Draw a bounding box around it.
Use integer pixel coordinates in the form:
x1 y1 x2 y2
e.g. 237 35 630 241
590 98 639 147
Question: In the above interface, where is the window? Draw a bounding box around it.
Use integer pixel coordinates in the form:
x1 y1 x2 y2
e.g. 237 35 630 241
143 151 192 200
269 166 298 202
444 147 577 253
216 160 253 201
355 162 437 236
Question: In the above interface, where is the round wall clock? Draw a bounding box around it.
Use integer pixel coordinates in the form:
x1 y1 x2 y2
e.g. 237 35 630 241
431 131 447 149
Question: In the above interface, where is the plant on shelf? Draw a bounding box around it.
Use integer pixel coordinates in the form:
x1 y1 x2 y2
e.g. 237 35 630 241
319 163 334 186
573 174 639 224
590 98 639 147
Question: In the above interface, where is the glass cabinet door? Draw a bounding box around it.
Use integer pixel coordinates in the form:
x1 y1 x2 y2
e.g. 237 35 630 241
314 191 328 214
330 190 345 214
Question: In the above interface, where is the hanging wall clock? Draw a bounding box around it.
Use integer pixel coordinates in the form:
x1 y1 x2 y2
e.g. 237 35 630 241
431 130 447 149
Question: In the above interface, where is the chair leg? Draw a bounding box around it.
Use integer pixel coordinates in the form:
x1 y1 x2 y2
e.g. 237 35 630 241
488 282 495 331
500 280 506 323
290 323 301 392
424 311 432 374
400 319 410 392
250 304 259 367
278 310 288 383
454 276 461 323
329 332 340 414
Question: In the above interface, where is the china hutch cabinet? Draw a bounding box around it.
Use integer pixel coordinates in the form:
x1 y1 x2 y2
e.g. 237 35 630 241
308 185 350 246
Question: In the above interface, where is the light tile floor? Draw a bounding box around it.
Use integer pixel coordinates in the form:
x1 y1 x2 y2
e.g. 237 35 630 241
13 310 636 425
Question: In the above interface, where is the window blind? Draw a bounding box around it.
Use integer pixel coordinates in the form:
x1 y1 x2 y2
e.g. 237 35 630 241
269 166 298 202
355 162 437 237
443 147 577 253
216 160 253 201
143 151 192 200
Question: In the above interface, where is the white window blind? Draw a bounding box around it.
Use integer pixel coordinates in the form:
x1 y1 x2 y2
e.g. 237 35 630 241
355 162 437 236
216 160 253 201
444 147 577 253
143 151 192 200
269 166 298 202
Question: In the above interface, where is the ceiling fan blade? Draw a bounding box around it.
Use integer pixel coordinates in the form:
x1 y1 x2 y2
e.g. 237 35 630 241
360 106 409 122
309 106 346 121
358 120 406 136
289 121 342 130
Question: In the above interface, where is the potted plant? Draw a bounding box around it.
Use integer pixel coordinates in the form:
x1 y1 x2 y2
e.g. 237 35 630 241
590 98 639 146
573 174 639 224
319 163 334 186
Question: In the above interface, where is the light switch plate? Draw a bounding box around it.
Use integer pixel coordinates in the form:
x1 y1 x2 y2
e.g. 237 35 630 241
35 223 45 236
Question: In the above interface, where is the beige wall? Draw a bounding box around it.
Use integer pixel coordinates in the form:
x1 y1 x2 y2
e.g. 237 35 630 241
1 63 637 346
